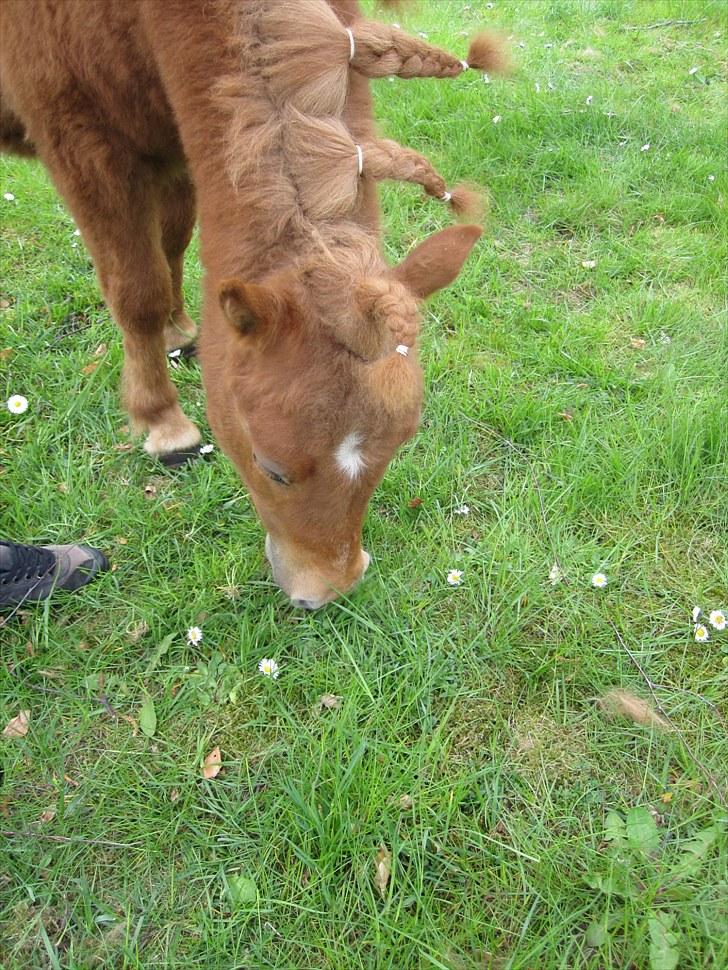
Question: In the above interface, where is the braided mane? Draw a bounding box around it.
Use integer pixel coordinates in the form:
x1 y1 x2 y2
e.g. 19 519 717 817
212 0 506 352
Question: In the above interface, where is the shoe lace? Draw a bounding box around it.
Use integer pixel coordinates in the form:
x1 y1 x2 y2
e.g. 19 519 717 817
0 542 56 585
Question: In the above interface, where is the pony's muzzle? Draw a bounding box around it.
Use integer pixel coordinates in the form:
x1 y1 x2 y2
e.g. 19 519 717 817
265 535 370 609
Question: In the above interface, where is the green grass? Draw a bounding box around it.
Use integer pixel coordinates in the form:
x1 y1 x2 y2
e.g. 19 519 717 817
1 1 727 967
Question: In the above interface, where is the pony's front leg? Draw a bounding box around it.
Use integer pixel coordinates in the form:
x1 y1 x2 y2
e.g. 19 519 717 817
110 246 201 461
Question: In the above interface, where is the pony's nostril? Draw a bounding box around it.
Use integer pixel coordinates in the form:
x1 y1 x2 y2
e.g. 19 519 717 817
291 597 319 610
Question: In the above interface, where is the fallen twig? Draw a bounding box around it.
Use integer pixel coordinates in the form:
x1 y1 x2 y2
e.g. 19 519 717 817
97 692 119 719
623 19 705 30
2 829 139 848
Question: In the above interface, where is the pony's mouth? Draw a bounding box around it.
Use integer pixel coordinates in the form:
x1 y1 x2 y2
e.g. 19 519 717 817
265 534 370 609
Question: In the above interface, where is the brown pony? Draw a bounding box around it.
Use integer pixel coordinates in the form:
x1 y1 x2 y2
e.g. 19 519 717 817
0 0 506 608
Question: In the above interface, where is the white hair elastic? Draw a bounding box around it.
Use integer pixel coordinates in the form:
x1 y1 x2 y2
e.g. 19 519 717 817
355 144 363 176
439 191 452 202
395 344 409 357
345 28 355 62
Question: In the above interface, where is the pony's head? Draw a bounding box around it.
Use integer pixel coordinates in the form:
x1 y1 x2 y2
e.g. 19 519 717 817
207 224 481 608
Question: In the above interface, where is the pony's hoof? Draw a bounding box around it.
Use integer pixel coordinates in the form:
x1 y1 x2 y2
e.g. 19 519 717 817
167 343 198 365
157 443 214 468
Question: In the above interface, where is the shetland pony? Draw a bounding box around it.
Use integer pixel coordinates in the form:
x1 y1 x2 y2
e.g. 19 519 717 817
0 0 506 607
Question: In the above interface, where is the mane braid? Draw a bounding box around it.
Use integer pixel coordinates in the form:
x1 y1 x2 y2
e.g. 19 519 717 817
213 0 494 349
216 2 376 265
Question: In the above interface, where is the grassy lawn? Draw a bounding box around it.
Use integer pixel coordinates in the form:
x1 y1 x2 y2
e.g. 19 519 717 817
1 0 726 966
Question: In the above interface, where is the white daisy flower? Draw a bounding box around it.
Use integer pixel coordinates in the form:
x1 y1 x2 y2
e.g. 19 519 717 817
591 572 608 589
482 72 491 84
586 95 593 105
258 657 280 679
454 504 470 516
688 66 698 75
73 228 81 237
199 443 214 455
447 569 464 586
3 192 15 202
708 175 715 182
708 610 726 631
535 82 541 93
692 606 702 624
549 563 563 585
492 115 502 124
694 624 710 643
6 394 28 415
640 143 650 152
187 626 203 645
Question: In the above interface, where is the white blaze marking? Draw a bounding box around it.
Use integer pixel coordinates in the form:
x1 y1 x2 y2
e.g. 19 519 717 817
335 432 366 480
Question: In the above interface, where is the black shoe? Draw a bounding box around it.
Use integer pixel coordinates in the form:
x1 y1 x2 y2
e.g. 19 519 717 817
0 540 109 607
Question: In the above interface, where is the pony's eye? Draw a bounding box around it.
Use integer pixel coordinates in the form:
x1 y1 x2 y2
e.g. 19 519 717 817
264 468 289 486
253 453 290 486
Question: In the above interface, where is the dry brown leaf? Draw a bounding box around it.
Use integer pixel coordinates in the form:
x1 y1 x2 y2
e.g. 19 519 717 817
597 689 671 731
398 794 414 810
374 844 392 899
0 299 11 309
127 621 149 643
407 497 423 508
170 788 180 803
557 411 573 421
319 693 342 710
629 337 646 350
81 361 99 375
116 536 128 546
143 483 157 499
113 442 133 452
0 347 13 360
64 773 79 787
3 710 30 738
202 745 222 779
39 808 56 823
120 713 138 737
93 342 108 357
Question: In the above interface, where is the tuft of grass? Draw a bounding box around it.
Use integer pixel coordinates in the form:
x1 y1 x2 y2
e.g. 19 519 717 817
2 2 726 967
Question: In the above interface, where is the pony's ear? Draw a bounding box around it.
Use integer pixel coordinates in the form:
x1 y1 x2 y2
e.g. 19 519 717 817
218 279 287 337
391 225 482 300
